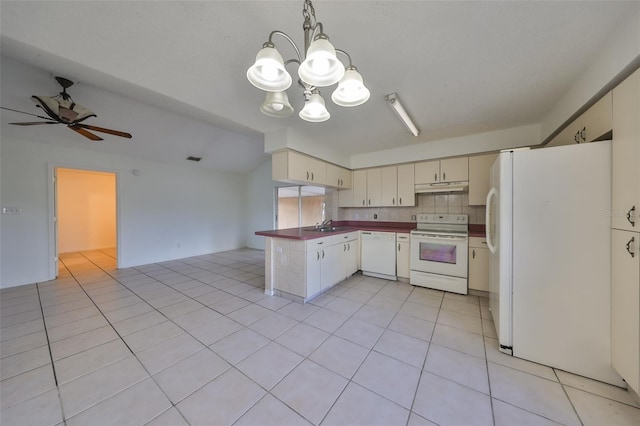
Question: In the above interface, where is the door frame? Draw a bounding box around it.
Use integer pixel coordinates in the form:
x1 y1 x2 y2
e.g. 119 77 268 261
47 162 122 279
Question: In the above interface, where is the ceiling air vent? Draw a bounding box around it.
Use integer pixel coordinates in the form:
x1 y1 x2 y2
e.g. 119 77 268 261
186 156 202 162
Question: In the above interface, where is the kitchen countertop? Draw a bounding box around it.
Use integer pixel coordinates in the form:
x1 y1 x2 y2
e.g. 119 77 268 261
255 220 416 240
468 224 486 238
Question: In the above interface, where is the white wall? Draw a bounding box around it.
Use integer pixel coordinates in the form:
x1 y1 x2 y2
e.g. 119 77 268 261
246 158 278 250
0 136 247 288
57 168 117 253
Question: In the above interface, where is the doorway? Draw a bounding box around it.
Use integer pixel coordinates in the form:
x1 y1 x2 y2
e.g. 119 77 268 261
53 167 118 277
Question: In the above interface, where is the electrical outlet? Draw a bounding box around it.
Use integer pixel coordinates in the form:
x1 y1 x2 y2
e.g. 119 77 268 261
411 214 417 221
2 207 21 215
373 213 378 219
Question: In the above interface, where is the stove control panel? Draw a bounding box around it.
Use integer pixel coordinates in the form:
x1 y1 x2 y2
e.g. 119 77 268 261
415 214 468 225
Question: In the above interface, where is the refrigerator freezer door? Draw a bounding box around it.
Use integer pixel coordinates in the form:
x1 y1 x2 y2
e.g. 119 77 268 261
488 152 513 354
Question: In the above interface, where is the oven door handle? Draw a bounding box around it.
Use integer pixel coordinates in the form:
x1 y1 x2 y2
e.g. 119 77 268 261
412 233 468 242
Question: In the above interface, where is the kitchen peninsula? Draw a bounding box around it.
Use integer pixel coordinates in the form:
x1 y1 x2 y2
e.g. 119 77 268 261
256 221 415 303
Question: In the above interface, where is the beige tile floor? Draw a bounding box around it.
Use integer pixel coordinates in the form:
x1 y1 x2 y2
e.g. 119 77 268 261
1 247 640 426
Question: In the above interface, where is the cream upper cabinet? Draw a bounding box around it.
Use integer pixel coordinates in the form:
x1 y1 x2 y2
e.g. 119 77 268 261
352 169 367 207
272 150 326 185
468 237 489 292
547 92 613 147
326 163 352 189
612 68 640 233
415 157 468 184
366 168 382 207
440 157 468 182
468 154 498 206
397 164 416 207
380 166 398 207
338 187 354 208
414 160 440 184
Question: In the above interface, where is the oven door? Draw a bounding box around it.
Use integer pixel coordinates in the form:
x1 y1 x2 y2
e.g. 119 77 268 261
410 232 468 278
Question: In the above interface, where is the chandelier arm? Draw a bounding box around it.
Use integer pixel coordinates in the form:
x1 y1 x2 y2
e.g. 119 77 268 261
267 30 303 63
335 49 353 68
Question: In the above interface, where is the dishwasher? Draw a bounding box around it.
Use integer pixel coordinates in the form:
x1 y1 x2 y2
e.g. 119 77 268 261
360 231 397 280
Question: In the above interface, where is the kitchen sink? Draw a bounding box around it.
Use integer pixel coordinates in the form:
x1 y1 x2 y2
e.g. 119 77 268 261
304 226 353 233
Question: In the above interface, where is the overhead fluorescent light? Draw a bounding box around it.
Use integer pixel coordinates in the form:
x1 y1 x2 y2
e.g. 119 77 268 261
385 93 419 137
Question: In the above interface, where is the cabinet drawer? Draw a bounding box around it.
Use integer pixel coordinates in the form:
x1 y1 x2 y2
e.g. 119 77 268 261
469 236 488 248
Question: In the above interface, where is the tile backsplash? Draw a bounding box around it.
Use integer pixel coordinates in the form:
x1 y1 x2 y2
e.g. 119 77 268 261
330 191 486 224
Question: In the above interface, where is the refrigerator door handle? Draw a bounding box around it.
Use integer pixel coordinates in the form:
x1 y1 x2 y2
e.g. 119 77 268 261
485 187 498 254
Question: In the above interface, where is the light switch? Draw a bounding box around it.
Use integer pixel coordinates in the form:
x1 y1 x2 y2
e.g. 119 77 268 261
2 207 21 215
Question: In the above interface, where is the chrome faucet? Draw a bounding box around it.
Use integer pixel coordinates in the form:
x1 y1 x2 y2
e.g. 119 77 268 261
321 219 332 228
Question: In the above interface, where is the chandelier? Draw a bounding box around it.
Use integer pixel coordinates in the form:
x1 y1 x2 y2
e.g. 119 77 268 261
246 0 370 123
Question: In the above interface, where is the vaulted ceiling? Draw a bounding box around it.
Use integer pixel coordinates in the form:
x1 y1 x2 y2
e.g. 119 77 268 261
0 1 636 173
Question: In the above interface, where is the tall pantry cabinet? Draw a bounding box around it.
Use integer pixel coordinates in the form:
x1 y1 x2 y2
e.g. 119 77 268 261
611 68 640 395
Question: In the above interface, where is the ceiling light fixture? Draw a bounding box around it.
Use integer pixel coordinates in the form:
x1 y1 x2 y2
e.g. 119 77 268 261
385 93 419 137
247 0 370 123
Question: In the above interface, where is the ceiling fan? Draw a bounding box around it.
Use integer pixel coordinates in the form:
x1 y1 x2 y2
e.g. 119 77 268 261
1 76 132 141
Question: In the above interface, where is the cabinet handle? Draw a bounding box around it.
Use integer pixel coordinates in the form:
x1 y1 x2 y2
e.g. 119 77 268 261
627 206 636 227
362 199 365 206
443 172 446 181
574 131 580 144
399 197 402 205
322 249 325 259
393 198 395 205
307 171 310 180
311 172 314 181
368 199 371 205
626 236 635 258
344 244 347 252
434 173 438 182
398 243 401 251
472 249 476 259
317 251 320 261
580 127 586 143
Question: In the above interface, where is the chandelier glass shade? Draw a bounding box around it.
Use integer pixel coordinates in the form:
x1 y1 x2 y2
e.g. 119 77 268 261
247 0 369 122
260 91 294 117
299 91 330 122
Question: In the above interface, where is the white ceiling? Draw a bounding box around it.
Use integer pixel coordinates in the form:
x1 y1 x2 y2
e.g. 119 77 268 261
0 1 636 173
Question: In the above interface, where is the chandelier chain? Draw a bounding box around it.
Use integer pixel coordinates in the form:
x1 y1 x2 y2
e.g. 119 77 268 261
302 0 316 25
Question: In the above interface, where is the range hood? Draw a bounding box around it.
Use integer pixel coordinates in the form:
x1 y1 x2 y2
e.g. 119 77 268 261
414 182 468 193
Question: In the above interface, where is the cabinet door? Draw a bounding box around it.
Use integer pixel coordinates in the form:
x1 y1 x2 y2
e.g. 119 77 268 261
287 151 312 182
352 170 368 207
396 235 410 279
306 249 321 298
345 240 359 277
326 164 352 189
307 157 326 185
366 168 382 207
547 124 577 147
440 157 468 182
611 229 640 393
468 154 498 206
581 92 613 142
415 160 440 184
612 69 640 232
320 246 339 290
468 246 490 292
380 166 398 206
397 164 415 206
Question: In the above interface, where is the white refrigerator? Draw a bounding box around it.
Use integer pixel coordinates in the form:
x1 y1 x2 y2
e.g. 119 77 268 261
486 141 623 386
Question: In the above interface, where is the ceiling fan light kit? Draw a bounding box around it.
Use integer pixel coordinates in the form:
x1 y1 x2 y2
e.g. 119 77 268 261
385 93 420 137
246 0 369 122
2 76 132 141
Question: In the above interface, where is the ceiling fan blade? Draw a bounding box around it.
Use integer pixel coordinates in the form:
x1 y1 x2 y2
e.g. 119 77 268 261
1 106 58 122
76 123 132 139
68 125 103 141
9 121 58 126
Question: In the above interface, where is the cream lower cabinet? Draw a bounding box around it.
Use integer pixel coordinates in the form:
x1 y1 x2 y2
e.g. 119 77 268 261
396 233 410 279
611 229 640 393
468 237 489 292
